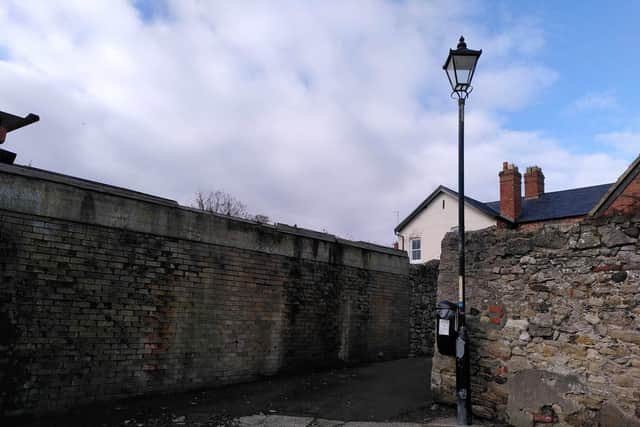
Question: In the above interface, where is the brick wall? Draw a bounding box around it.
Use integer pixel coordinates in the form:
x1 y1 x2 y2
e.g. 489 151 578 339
431 219 640 427
604 171 640 217
0 164 412 415
515 215 584 232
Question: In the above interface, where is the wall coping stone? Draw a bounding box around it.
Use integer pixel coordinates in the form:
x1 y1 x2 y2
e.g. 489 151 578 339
0 163 408 274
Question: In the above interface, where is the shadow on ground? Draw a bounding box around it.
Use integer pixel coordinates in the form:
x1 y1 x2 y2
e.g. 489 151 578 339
5 357 454 427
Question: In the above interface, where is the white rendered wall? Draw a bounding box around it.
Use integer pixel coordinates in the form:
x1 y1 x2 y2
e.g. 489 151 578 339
398 192 496 262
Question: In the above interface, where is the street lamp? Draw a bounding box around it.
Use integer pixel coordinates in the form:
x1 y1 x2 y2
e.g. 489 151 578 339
443 36 481 426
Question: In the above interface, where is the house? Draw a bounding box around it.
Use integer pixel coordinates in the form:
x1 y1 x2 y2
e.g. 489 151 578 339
394 185 499 262
395 156 640 262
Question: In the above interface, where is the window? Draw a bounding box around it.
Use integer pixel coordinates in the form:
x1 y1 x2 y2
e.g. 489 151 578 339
442 199 445 209
410 238 421 261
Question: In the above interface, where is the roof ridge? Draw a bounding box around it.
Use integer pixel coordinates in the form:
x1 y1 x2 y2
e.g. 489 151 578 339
395 185 503 233
484 182 614 204
440 184 493 205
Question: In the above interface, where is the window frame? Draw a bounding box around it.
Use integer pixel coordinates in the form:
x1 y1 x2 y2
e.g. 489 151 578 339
409 238 421 262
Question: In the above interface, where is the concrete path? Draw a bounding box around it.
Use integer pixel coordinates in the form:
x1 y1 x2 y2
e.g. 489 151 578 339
237 414 494 426
7 358 475 426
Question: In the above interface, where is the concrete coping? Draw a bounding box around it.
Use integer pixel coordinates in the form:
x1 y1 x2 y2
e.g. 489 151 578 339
0 163 178 206
0 162 409 272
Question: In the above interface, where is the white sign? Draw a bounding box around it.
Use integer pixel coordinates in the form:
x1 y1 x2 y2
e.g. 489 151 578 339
438 319 450 335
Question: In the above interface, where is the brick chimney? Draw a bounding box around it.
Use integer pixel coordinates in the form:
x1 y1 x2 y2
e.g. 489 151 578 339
524 166 545 199
499 161 522 220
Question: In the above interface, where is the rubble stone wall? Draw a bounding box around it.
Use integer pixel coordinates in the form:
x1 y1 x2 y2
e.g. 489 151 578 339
0 164 411 414
408 260 438 357
431 218 640 427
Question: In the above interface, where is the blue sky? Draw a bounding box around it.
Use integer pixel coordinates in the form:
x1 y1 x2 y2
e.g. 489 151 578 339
481 1 640 152
0 1 638 244
133 0 170 22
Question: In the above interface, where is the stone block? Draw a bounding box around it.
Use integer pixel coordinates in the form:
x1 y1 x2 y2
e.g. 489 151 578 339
571 230 601 249
608 329 640 345
487 341 512 360
596 402 640 427
599 225 635 247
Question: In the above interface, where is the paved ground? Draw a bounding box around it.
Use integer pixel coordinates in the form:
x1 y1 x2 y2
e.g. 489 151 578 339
236 414 495 426
5 358 470 427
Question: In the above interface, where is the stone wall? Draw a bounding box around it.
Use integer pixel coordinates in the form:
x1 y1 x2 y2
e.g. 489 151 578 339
0 164 412 415
432 218 640 427
408 260 438 357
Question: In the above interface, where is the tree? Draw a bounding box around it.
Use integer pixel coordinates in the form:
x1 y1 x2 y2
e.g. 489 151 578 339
253 214 270 224
194 190 247 217
193 190 270 224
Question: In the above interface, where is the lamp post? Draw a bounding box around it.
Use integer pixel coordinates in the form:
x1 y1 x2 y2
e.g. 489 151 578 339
443 36 481 426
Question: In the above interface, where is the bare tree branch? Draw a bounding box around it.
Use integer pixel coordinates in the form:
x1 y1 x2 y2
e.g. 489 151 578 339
193 190 270 224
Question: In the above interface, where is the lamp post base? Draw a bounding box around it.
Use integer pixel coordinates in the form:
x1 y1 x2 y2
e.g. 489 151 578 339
456 325 472 425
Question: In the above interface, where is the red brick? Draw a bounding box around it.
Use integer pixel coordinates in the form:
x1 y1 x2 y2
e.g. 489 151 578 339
604 173 640 217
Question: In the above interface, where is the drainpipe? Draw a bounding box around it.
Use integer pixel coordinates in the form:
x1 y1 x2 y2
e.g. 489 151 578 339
395 232 405 251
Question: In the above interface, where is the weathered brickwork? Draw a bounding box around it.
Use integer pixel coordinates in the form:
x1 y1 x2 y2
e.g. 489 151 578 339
408 261 438 357
432 218 640 427
515 216 584 232
0 165 413 415
604 172 640 217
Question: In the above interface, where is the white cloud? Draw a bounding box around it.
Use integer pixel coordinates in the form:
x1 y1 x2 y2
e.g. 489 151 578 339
572 91 619 111
0 1 634 245
595 131 640 156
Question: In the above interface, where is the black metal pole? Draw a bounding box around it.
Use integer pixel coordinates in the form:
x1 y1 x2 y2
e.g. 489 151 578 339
456 97 472 425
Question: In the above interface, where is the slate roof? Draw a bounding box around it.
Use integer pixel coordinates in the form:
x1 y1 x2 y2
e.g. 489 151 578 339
396 182 614 233
485 183 613 223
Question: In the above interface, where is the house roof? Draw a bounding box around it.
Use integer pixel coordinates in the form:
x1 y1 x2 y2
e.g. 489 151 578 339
485 183 613 223
589 153 640 216
396 182 614 233
394 185 501 233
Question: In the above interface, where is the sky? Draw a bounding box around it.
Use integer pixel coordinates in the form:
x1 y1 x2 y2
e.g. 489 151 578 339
1 0 638 245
